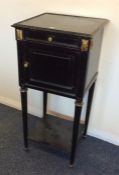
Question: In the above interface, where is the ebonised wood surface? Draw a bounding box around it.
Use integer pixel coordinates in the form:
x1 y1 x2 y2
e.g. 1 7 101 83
12 13 108 36
12 13 108 166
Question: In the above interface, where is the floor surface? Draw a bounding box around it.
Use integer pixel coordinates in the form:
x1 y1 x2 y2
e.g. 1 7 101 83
0 104 119 175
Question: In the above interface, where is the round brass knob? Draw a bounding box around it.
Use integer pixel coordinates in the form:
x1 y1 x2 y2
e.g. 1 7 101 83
24 61 29 68
48 36 53 42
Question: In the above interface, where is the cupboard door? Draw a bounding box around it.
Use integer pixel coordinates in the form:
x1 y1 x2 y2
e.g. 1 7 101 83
25 43 79 90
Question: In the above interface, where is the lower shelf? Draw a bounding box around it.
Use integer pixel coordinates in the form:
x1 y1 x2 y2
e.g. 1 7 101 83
29 114 85 153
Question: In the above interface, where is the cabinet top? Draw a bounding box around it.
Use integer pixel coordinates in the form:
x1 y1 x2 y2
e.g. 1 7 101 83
12 13 108 36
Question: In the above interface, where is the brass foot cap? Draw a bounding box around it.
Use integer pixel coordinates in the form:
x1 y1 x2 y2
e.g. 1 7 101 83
24 147 29 152
69 164 74 168
83 135 87 138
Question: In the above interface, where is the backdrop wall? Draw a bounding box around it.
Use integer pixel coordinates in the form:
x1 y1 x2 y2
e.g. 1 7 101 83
0 0 119 145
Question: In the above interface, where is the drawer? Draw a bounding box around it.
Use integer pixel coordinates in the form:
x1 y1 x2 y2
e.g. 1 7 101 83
24 29 80 49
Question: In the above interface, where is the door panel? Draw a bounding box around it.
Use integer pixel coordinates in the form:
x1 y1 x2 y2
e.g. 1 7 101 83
25 42 79 90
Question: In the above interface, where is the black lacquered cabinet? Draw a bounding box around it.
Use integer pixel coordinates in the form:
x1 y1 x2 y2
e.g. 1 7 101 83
12 13 108 166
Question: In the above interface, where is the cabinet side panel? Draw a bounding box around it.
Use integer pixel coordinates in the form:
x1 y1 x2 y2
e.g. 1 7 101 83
85 28 104 89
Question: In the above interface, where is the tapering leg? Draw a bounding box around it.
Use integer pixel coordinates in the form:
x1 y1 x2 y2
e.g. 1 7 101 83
20 87 28 150
70 99 83 167
43 92 47 118
83 82 95 137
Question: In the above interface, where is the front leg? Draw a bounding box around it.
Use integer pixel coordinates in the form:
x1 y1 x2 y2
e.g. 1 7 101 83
20 86 28 150
70 99 83 167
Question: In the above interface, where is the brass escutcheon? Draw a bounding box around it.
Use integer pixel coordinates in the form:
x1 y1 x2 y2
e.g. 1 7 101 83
24 61 29 68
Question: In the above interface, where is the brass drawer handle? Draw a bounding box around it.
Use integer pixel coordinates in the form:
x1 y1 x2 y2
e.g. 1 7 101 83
24 61 29 68
48 36 53 42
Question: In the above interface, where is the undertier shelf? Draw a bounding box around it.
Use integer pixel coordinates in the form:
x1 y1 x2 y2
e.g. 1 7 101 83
29 114 85 153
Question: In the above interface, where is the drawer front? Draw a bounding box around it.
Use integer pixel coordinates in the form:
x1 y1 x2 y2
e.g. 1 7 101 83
22 42 79 91
24 29 80 49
